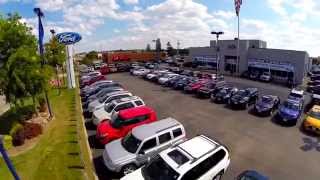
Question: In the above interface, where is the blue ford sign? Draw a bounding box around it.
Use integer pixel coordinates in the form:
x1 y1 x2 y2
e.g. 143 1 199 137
56 32 81 45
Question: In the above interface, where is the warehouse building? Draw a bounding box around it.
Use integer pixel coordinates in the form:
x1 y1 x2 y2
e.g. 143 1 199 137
189 39 310 85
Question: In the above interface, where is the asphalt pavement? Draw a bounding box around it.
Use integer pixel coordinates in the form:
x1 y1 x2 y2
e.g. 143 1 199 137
85 73 319 180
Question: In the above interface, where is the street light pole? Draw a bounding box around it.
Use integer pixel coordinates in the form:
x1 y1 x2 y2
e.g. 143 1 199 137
211 31 224 75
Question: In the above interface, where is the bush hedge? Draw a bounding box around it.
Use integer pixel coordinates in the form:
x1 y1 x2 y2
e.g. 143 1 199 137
24 123 42 139
3 135 13 150
12 128 25 146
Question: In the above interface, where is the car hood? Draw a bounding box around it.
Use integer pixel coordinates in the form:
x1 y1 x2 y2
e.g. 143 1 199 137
255 102 272 109
93 108 109 121
88 100 102 112
305 116 320 128
120 168 144 180
279 106 298 117
231 95 245 102
104 139 136 165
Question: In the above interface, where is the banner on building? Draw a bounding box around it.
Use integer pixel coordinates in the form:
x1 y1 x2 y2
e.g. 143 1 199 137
248 59 294 72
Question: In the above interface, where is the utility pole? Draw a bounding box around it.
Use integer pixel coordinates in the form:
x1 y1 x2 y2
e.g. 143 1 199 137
34 7 53 118
211 31 224 75
177 40 180 57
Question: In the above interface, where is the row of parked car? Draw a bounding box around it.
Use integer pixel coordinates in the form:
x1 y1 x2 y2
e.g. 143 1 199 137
78 70 270 180
131 66 320 130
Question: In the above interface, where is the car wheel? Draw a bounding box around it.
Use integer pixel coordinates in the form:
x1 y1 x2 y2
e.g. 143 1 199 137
122 164 137 175
213 172 223 180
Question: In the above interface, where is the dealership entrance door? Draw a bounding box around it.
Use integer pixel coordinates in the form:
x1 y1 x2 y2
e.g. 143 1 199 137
224 56 237 75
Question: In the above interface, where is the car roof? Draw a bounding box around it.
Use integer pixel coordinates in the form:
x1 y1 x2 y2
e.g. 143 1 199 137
177 135 218 159
113 96 141 104
132 117 181 140
290 89 304 95
311 105 320 112
246 87 258 92
262 95 277 99
286 98 301 104
160 135 222 174
104 90 130 97
118 106 154 119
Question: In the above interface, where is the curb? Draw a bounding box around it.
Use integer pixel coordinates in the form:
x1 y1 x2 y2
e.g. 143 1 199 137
77 88 99 180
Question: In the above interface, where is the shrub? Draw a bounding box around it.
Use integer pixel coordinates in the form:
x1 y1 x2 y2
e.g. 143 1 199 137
24 123 42 139
12 128 25 146
3 135 13 150
9 123 23 136
18 105 35 120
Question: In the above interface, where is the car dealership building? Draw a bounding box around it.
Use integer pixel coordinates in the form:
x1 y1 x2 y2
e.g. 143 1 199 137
189 39 311 85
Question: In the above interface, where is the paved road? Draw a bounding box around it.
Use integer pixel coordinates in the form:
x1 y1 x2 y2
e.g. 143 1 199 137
86 73 320 180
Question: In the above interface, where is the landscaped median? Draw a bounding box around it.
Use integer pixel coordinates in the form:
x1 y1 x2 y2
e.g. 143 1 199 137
0 89 95 180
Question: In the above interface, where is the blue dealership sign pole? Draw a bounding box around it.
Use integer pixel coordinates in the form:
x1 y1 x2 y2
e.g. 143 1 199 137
34 7 53 118
0 135 20 180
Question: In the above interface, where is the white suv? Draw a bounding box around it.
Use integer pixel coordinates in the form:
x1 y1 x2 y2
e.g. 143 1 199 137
121 135 230 180
92 96 145 125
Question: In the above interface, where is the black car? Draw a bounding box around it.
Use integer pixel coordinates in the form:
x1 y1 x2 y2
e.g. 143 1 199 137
253 95 280 116
165 75 183 87
229 88 259 109
249 71 260 80
180 70 194 77
307 80 320 86
81 82 122 102
307 84 320 93
82 87 123 110
211 86 238 103
196 81 227 98
172 77 196 90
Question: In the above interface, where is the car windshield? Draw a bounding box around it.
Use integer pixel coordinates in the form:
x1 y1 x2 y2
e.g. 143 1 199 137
289 93 303 99
109 114 123 129
260 96 273 103
142 155 179 180
237 90 249 96
104 103 116 113
121 133 142 153
263 72 270 76
309 110 320 119
283 101 299 110
99 94 110 103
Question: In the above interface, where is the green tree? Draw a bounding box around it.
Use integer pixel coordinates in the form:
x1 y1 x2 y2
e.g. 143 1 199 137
81 51 98 65
146 43 151 51
0 13 51 111
166 41 175 57
44 37 66 67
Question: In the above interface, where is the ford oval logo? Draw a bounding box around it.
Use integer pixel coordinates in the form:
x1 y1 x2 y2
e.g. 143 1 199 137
56 32 82 45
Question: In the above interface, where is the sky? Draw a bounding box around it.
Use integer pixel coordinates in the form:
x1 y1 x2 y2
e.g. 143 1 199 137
1 0 320 56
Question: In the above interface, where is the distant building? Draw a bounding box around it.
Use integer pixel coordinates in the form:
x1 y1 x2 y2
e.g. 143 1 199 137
102 50 166 63
189 39 310 85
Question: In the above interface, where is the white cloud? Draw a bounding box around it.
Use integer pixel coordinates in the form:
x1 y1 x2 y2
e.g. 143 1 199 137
123 0 138 5
133 6 142 11
17 0 320 56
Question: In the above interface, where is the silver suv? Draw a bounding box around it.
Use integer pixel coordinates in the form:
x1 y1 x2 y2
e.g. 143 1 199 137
102 117 186 175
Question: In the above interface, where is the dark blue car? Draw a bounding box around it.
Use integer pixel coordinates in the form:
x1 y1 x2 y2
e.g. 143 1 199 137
237 170 269 180
276 99 303 125
254 95 280 116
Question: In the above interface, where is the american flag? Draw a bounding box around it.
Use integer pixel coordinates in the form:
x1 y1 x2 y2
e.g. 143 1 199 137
234 0 242 16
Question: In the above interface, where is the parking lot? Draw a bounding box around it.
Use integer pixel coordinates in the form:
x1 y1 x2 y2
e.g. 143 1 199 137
85 72 320 180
